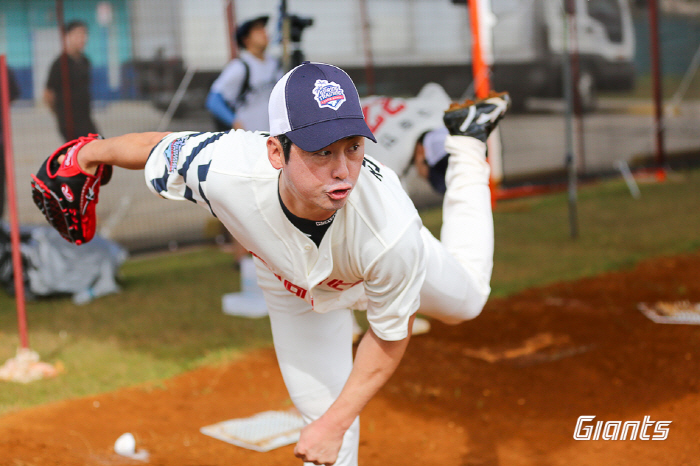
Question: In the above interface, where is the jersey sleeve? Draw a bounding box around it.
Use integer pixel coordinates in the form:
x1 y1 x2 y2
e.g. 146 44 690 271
363 222 426 341
144 131 227 216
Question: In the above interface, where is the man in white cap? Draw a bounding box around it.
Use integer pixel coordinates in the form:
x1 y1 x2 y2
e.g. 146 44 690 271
39 62 509 465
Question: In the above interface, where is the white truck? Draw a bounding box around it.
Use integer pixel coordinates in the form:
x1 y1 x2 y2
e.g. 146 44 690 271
130 0 636 112
485 0 636 110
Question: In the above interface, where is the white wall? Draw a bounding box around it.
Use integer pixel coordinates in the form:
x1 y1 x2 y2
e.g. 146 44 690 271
131 0 632 72
181 0 229 69
130 0 182 60
31 29 61 104
291 0 471 66
171 0 472 71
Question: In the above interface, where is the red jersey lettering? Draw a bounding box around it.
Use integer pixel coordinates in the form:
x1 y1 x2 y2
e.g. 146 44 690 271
363 98 406 133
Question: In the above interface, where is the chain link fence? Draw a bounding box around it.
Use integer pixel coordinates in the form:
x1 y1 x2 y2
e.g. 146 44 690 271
3 0 700 251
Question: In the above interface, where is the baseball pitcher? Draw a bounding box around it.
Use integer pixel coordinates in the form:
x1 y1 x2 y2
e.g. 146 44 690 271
31 62 509 466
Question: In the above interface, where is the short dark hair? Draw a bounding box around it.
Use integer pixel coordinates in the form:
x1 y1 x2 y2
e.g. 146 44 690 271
236 16 269 49
406 131 431 177
276 134 293 163
65 20 88 33
416 131 430 146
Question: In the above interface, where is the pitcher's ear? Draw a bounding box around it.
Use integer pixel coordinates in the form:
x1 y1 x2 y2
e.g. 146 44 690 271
267 137 284 170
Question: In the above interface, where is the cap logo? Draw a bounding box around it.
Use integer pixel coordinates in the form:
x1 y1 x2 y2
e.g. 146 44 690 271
312 79 346 110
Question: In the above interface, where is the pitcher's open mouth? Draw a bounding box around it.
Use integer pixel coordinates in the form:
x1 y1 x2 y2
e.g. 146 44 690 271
327 186 351 201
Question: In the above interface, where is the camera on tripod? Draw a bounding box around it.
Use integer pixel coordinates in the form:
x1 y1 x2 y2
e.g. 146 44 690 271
285 14 314 68
288 15 313 43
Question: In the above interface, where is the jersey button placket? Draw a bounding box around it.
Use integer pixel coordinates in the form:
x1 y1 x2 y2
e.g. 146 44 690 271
304 241 319 275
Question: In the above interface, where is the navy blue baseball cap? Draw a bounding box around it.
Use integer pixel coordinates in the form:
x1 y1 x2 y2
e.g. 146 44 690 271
269 62 376 152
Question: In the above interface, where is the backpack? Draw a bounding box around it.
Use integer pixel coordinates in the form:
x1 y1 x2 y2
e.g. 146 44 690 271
212 59 251 132
234 59 252 109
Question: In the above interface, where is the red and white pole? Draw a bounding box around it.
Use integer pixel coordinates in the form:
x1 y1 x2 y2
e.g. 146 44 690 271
467 0 500 205
468 0 492 99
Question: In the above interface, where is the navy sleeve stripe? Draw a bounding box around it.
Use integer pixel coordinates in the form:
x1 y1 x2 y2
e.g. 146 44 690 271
184 186 194 202
178 132 225 182
198 161 217 217
150 166 170 194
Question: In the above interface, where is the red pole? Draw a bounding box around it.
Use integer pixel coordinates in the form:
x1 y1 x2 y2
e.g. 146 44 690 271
225 1 239 60
55 0 75 141
468 0 491 98
648 0 666 181
0 56 29 350
467 0 496 206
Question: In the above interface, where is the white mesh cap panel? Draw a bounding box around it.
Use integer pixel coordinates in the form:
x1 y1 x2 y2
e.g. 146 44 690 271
268 69 293 136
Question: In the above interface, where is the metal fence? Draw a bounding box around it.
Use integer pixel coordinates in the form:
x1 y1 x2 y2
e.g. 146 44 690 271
3 0 700 251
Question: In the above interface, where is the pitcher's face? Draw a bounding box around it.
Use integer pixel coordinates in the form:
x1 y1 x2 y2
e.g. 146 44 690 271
268 136 365 221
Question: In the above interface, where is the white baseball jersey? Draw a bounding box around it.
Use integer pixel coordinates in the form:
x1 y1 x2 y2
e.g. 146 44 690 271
145 128 494 466
145 130 426 341
361 83 452 175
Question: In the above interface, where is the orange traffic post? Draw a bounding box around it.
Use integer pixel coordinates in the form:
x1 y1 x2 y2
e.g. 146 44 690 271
468 0 491 99
466 0 497 207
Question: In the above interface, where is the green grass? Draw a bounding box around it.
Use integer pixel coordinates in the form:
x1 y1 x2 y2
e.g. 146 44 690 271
1 169 699 413
0 249 273 413
489 172 700 295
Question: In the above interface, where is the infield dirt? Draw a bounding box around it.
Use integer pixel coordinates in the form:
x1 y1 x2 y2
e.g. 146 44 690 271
1 251 699 465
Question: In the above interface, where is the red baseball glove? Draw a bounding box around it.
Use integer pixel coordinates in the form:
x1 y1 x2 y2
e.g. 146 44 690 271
30 134 112 245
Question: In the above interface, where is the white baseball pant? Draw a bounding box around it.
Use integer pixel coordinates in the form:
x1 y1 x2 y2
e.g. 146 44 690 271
257 135 492 466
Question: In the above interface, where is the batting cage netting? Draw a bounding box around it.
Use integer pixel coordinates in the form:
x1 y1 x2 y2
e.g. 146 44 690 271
3 0 700 251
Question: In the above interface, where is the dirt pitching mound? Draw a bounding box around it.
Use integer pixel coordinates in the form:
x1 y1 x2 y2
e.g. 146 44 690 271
2 251 699 465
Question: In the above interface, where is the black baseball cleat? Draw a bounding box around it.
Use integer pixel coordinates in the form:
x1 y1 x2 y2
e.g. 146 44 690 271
443 91 511 142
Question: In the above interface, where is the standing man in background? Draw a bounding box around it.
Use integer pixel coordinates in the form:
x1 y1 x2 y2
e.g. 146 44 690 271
44 20 100 142
207 15 283 278
206 15 282 132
